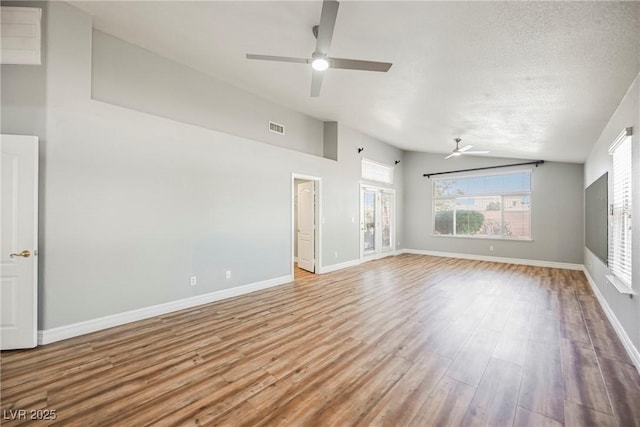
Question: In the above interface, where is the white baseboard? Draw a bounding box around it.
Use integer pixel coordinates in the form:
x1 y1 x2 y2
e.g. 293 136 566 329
582 268 640 373
38 275 293 345
403 249 583 271
318 250 409 274
317 259 361 274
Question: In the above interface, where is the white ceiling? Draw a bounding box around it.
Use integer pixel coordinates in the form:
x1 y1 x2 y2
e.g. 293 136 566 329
71 1 640 163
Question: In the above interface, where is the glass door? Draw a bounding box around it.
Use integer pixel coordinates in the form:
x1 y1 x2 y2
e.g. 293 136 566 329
361 186 395 258
381 192 393 251
362 189 377 256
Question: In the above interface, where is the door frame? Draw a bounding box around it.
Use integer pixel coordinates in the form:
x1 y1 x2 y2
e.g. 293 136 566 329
291 174 322 276
360 184 396 262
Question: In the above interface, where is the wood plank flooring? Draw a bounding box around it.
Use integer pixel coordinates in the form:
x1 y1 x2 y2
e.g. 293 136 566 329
2 254 639 426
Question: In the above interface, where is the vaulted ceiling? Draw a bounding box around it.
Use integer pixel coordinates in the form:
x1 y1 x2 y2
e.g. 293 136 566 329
71 1 640 163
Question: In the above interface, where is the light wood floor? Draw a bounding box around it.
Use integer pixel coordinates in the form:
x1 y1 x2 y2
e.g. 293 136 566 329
2 254 639 426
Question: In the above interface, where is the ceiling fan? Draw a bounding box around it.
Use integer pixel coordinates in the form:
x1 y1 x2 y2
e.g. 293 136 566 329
445 138 490 159
245 0 392 97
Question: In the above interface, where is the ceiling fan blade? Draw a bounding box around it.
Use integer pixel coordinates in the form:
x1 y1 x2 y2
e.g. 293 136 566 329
458 145 473 152
463 151 490 155
246 54 309 64
445 153 457 159
330 57 392 72
315 0 339 54
311 69 324 97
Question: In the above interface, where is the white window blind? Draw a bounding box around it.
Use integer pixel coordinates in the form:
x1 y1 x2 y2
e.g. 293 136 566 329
362 159 393 184
608 127 633 288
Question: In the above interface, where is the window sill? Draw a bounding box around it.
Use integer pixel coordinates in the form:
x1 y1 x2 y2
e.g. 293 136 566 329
431 234 533 242
606 275 636 295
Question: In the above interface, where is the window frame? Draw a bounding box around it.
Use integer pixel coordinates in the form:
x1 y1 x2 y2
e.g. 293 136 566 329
606 127 633 292
431 169 533 241
361 158 394 185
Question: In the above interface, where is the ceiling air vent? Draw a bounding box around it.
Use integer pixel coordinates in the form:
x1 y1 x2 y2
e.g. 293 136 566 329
269 121 285 135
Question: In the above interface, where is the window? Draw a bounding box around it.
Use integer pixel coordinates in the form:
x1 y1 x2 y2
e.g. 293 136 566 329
362 159 394 184
607 128 633 289
432 171 531 240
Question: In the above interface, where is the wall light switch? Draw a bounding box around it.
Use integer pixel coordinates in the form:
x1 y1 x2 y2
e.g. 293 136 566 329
225 270 231 280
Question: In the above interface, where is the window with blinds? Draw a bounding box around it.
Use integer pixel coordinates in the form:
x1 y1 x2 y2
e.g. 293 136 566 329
362 159 394 184
607 127 633 289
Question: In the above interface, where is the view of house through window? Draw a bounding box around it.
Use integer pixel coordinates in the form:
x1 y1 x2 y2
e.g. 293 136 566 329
433 171 532 240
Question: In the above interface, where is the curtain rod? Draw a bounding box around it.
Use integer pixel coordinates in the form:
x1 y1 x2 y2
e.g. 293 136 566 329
423 160 544 178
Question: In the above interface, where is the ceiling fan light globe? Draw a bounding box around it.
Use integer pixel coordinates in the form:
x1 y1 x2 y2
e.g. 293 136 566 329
311 57 329 71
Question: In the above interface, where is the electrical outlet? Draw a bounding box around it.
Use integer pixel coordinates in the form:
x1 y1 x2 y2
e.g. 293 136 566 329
190 276 197 286
334 251 338 258
225 270 231 280
489 246 494 251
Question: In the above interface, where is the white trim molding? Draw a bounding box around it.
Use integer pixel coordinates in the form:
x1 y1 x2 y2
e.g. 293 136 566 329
38 275 292 345
606 274 636 295
319 251 407 274
583 268 640 373
403 249 583 270
318 259 361 274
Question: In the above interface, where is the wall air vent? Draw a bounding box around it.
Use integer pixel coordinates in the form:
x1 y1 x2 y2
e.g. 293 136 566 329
1 6 42 65
269 121 285 135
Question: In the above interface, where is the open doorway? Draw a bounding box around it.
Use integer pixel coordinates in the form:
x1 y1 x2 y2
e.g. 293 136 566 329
292 174 321 278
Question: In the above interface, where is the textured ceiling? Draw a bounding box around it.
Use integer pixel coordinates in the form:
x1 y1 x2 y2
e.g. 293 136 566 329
71 1 640 163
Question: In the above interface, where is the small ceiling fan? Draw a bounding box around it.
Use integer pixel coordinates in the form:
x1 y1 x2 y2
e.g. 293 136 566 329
445 138 490 159
246 0 392 97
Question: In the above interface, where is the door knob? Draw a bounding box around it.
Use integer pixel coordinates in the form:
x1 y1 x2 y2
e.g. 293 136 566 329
9 250 30 259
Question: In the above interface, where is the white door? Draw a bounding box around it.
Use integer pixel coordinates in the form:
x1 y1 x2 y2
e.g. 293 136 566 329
297 181 315 272
1 135 38 350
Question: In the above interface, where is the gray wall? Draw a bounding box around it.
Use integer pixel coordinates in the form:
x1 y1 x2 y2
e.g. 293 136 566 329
338 124 405 251
91 30 324 158
403 153 584 264
584 73 640 352
323 121 338 161
0 1 404 330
